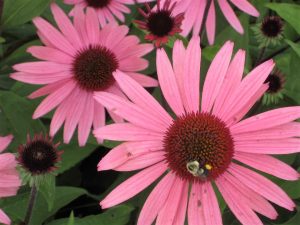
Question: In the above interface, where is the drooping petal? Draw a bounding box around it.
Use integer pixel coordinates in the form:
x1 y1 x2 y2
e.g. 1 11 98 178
173 181 189 225
216 175 264 225
221 172 278 219
93 102 105 143
63 88 87 144
50 97 70 137
234 152 299 181
78 92 94 146
201 182 222 225
156 177 188 225
137 172 176 225
188 183 205 225
100 161 167 209
228 163 295 211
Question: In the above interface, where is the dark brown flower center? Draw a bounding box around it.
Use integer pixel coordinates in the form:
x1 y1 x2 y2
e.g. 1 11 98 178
147 11 174 37
264 73 283 93
163 112 234 182
73 45 118 92
261 16 283 38
20 140 58 174
85 0 111 8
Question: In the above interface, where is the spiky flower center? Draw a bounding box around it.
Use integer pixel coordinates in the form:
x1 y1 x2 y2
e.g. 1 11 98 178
264 73 283 93
20 140 58 174
73 45 119 91
261 16 283 38
147 11 174 37
85 0 111 8
163 112 234 182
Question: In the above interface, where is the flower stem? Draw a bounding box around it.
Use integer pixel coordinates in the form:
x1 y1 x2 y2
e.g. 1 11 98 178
200 0 212 39
23 185 38 225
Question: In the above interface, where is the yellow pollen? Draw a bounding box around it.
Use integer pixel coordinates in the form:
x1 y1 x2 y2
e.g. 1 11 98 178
205 164 213 170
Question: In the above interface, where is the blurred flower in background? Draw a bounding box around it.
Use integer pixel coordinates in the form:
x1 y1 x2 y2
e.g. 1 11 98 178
134 0 184 47
64 0 155 27
159 0 259 44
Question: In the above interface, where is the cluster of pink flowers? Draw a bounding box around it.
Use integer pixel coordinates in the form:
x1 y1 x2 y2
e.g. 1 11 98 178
1 0 298 225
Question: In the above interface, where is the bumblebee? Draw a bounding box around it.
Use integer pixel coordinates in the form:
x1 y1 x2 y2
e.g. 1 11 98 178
186 160 212 180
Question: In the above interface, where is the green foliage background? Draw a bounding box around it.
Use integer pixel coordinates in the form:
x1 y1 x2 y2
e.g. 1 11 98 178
0 0 300 224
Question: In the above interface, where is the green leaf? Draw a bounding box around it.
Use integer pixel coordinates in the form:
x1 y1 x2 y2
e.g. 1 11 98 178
0 40 40 68
67 211 75 225
274 207 300 225
38 175 56 211
1 0 51 28
56 142 98 174
266 3 300 35
0 91 46 145
285 39 300 58
202 45 221 61
2 187 87 225
46 205 134 225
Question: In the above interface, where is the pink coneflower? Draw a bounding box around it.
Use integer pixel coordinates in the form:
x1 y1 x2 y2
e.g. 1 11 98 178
0 135 21 225
94 37 300 225
11 3 156 146
134 0 184 47
64 0 155 27
160 0 259 45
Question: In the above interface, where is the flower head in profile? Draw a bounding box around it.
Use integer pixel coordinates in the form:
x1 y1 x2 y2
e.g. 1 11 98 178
64 0 155 27
253 16 284 48
94 37 300 225
160 0 259 45
11 3 156 146
262 69 286 105
134 0 184 47
0 135 21 225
